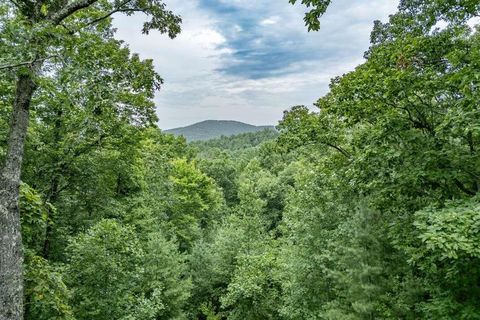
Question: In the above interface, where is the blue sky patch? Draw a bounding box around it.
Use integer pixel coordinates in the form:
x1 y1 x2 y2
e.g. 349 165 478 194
114 0 399 128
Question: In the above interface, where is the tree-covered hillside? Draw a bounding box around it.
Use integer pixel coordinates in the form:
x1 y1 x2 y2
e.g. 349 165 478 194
165 120 275 141
192 128 279 153
1 1 480 320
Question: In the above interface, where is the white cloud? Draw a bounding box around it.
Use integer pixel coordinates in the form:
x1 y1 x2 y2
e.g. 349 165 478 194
113 0 399 129
260 16 280 26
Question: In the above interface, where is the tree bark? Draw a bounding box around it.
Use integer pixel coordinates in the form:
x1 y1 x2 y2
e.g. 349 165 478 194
0 72 37 320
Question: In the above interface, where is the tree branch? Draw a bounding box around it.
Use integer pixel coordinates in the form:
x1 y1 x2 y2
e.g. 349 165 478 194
325 142 352 159
454 178 477 196
51 0 137 33
0 55 60 71
0 61 32 71
8 0 21 10
48 0 100 25
82 7 142 29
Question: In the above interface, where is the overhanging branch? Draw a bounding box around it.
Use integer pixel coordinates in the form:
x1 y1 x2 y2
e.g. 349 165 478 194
82 7 142 29
0 55 60 71
8 0 21 10
48 0 100 25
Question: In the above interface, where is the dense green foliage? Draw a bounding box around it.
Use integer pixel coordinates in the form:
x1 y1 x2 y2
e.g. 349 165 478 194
1 0 480 319
165 120 275 141
192 129 279 152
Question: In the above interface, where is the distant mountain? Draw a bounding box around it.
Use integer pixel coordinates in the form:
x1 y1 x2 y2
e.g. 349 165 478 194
164 120 275 141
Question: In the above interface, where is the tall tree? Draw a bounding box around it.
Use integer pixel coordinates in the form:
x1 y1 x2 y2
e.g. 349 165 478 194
0 2 181 318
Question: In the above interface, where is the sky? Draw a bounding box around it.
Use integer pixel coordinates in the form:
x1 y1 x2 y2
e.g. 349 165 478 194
113 0 399 129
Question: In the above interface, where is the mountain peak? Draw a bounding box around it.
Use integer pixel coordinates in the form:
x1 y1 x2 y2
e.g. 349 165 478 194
164 120 275 141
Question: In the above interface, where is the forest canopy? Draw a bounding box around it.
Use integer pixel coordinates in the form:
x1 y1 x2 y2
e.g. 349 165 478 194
1 0 480 319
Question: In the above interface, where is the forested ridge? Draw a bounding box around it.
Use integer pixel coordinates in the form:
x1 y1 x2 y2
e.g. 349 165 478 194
165 120 276 142
1 0 480 319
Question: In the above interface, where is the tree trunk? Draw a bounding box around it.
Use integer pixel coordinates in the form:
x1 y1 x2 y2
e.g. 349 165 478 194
0 72 37 320
42 178 58 260
41 108 63 260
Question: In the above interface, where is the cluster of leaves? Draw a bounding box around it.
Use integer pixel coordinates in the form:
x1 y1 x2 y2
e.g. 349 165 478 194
289 0 332 31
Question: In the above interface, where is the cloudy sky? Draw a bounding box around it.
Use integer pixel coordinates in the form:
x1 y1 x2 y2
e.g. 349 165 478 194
114 0 399 129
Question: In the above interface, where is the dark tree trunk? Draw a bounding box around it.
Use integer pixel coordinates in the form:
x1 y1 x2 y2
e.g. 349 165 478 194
41 108 64 260
0 72 37 320
42 178 58 260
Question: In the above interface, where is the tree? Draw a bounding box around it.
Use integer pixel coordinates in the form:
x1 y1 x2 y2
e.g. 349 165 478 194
19 183 73 320
220 240 281 320
20 35 165 259
165 159 223 251
408 198 480 318
0 2 181 318
188 213 270 319
66 219 191 320
275 1 480 317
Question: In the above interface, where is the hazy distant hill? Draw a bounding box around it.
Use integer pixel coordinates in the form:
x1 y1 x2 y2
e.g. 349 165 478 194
164 120 275 141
